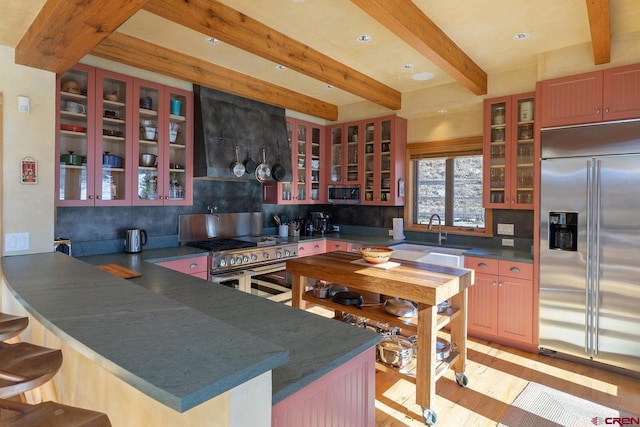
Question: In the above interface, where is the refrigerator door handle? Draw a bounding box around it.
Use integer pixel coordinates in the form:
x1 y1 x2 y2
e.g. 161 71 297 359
586 158 596 355
593 159 602 355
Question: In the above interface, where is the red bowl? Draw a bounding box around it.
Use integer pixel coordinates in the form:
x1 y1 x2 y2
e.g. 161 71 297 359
61 124 87 133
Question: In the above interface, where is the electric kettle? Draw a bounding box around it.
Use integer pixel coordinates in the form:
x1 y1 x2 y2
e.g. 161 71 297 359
124 228 147 253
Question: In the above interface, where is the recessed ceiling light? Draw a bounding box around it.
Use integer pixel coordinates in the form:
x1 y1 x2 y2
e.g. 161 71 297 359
357 34 372 43
293 0 304 2
275 65 287 70
326 84 334 89
412 72 435 81
513 32 530 40
438 109 448 114
205 37 220 44
401 64 414 70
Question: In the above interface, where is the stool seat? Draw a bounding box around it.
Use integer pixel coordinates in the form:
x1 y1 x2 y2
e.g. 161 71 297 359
0 342 62 398
0 314 28 342
0 398 111 426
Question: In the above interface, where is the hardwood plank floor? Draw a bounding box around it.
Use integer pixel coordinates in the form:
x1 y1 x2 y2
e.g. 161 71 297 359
305 306 640 426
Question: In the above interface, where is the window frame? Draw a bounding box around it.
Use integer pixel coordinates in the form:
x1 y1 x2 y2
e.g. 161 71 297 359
404 136 493 237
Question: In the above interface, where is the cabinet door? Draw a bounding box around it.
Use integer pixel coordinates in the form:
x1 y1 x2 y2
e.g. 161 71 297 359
162 86 193 205
537 71 603 128
133 79 163 205
602 63 640 121
497 276 533 344
94 69 133 206
328 124 344 183
327 240 351 252
467 272 499 336
483 96 512 208
308 123 325 203
57 64 96 206
511 94 535 208
297 240 326 257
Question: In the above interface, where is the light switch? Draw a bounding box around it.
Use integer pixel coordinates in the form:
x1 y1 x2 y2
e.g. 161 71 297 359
5 233 29 252
502 238 515 247
497 223 515 235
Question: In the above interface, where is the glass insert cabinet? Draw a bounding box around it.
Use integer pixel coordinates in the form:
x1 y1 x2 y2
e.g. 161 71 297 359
483 93 535 209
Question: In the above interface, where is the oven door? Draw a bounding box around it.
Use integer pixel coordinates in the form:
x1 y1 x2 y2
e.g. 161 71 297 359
209 270 252 293
247 262 291 302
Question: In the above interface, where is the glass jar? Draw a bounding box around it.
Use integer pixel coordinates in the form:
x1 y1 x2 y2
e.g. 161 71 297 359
493 106 506 125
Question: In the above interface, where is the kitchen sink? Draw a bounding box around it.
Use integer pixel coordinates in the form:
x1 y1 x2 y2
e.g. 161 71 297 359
389 243 467 268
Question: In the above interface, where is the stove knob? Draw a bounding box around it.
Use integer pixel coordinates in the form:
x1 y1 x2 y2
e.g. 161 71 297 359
243 255 249 263
251 253 258 261
235 256 243 265
219 259 227 268
229 257 235 266
284 249 291 257
275 250 283 258
263 252 270 260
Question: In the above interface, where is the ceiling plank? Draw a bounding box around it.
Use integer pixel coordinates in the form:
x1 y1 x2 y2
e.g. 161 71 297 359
351 0 487 96
142 0 401 110
92 32 338 121
14 0 150 74
585 0 611 65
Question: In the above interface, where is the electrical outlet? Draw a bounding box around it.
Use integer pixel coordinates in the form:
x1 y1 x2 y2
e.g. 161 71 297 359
5 232 29 252
388 229 394 236
502 238 515 247
497 223 514 235
332 225 340 232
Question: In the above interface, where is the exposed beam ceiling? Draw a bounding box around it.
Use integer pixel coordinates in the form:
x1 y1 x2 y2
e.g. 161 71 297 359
92 32 338 120
585 0 611 64
142 0 402 110
351 0 488 96
15 0 149 74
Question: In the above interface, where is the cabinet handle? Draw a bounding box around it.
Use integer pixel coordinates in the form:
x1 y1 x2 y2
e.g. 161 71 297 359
299 246 305 251
88 195 94 200
336 244 342 249
96 195 102 200
605 107 609 113
492 281 497 286
477 262 488 269
510 266 521 273
498 282 503 287
596 108 601 114
314 244 320 249
189 263 198 269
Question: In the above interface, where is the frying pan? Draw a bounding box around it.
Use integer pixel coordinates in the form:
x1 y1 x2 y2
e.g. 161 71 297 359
332 291 364 309
255 147 271 181
272 140 286 181
243 139 257 174
231 144 245 177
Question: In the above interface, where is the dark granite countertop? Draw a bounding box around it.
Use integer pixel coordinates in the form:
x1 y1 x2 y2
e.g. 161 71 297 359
1 251 379 411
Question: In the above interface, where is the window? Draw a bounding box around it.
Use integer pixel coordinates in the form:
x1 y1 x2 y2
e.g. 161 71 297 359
406 136 489 234
414 156 484 227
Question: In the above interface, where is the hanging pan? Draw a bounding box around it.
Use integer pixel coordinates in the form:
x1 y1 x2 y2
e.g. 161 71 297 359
255 147 271 182
230 143 245 177
243 139 257 174
272 140 286 181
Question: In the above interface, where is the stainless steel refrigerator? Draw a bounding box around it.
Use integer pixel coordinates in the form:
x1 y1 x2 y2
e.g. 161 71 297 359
539 120 640 374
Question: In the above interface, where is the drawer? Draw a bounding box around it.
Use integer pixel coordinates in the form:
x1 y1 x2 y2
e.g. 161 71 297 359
156 256 208 275
465 256 499 275
498 260 533 280
298 241 326 257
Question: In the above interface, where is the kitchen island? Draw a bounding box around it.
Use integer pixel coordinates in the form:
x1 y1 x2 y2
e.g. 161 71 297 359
1 250 379 426
287 251 475 425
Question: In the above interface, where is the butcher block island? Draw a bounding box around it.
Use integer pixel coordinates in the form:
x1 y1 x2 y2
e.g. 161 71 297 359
286 251 475 425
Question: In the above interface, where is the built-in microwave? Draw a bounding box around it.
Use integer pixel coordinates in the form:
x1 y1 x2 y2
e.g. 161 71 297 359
327 184 361 205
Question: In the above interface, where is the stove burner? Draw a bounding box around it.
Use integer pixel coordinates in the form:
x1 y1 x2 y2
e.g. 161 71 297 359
186 238 256 252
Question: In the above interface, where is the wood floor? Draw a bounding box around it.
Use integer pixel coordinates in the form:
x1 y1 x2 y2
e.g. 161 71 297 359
305 306 640 427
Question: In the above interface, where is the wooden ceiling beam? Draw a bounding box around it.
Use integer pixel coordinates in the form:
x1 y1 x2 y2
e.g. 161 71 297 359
15 0 150 74
92 32 338 121
351 0 487 96
143 0 401 110
585 0 611 64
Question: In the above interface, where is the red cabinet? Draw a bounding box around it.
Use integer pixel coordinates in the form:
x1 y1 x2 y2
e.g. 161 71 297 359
483 93 535 209
263 118 325 204
537 63 640 127
465 256 534 350
297 240 326 257
156 255 208 280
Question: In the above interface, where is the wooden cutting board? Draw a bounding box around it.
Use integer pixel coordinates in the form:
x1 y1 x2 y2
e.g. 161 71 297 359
96 264 142 279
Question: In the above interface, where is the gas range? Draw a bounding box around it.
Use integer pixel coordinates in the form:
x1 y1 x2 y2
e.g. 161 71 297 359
186 237 298 273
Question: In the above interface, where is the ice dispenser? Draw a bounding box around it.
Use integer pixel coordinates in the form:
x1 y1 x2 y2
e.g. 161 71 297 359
549 212 577 251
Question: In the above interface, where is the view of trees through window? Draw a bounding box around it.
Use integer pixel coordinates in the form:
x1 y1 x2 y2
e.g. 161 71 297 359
414 155 485 228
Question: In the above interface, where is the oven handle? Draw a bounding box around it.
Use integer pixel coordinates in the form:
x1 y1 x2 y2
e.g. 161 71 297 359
210 271 252 283
245 262 287 275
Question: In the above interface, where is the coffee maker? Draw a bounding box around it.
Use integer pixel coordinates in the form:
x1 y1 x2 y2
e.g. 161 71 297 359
310 212 332 235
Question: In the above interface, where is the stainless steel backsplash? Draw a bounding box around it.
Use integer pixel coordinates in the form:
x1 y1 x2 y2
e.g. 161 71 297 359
179 212 264 242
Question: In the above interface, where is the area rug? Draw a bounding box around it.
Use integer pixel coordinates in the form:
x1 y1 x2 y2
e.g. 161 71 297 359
498 382 639 427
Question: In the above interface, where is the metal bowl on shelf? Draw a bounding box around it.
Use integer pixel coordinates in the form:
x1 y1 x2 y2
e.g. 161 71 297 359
139 153 157 167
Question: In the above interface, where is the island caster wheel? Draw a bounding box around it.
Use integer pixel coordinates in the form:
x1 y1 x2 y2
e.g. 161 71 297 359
455 372 469 388
421 407 438 425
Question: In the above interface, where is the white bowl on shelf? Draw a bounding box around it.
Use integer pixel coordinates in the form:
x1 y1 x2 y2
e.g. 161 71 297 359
144 127 156 140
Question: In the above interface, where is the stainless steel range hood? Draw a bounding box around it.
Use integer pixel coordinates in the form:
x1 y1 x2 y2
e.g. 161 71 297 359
193 86 291 181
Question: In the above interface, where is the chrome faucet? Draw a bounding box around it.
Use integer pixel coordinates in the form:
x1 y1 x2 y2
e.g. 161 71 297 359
428 214 447 246
207 205 218 214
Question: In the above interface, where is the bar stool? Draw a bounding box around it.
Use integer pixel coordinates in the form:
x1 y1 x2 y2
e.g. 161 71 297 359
0 314 29 342
0 399 111 426
0 341 63 399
